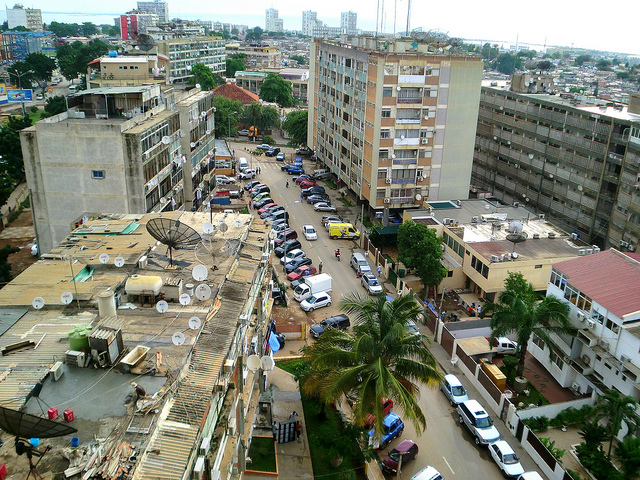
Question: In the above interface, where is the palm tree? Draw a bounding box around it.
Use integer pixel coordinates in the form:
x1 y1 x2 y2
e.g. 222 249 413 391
578 420 607 451
593 389 640 457
302 293 442 437
483 272 574 378
614 436 640 479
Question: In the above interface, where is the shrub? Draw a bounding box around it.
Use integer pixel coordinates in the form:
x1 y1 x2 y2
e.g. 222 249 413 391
576 443 622 480
523 415 549 432
263 135 275 145
540 437 566 462
550 405 594 428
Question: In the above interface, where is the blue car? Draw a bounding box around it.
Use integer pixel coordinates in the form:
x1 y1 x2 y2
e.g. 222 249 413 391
287 166 304 175
369 413 405 449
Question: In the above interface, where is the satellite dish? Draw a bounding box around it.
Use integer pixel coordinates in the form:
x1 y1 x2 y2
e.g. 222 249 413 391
156 300 169 313
578 185 583 191
135 33 155 52
0 406 77 438
565 87 570 92
206 130 211 135
396 86 402 91
203 222 214 234
415 194 422 201
524 81 530 86
195 83 201 89
114 256 125 267
192 264 208 281
172 332 186 346
400 135 405 140
160 197 167 205
179 293 191 306
32 297 44 309
161 136 171 145
247 354 261 371
234 219 242 228
190 142 196 148
261 355 275 371
218 220 228 233
508 221 524 234
188 316 202 330
195 283 212 300
99 253 110 264
60 292 73 305
146 218 202 266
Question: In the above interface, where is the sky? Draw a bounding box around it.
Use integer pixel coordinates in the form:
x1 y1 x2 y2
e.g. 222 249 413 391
7 0 640 55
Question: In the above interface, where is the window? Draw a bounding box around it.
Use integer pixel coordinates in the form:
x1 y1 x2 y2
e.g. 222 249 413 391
376 189 386 198
549 350 563 369
535 265 543 269
395 129 419 139
380 130 391 139
381 109 391 118
379 150 389 159
383 87 393 97
532 335 545 350
605 319 620 334
377 170 387 179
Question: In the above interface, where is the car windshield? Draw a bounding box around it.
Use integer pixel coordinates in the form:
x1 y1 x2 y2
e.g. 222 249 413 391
388 450 401 462
503 453 519 464
476 416 493 428
307 296 317 303
452 385 466 396
307 228 315 234
369 278 380 286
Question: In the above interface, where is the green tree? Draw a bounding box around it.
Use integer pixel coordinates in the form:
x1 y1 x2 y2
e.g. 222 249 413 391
245 26 263 41
225 57 245 77
290 54 306 65
537 60 554 71
302 293 442 438
397 221 447 299
596 59 612 71
0 115 32 181
614 436 640 479
56 40 109 82
575 55 592 66
81 22 98 36
100 24 120 36
243 101 263 134
518 50 537 59
593 389 640 457
494 53 518 75
252 105 281 131
579 421 607 450
213 96 243 137
24 53 56 88
259 73 293 107
0 244 20 286
188 63 220 90
481 43 499 61
7 62 36 89
282 110 308 147
44 95 67 117
483 272 574 378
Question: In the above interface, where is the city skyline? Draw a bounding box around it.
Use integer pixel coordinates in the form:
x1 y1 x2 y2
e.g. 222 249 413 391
3 0 639 55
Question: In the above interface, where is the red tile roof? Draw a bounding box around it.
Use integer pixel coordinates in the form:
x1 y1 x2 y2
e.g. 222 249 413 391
554 249 640 319
212 83 259 104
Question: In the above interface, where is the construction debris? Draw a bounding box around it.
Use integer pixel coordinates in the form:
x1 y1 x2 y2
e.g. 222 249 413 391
63 440 136 479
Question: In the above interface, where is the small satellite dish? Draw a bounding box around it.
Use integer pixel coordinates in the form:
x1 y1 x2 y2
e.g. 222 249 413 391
524 81 530 86
192 264 208 281
247 354 261 371
190 142 196 148
203 222 214 234
578 185 583 191
161 136 171 145
400 135 405 140
114 256 125 267
195 283 212 300
188 316 202 330
206 130 211 135
234 219 242 228
396 86 402 91
195 83 201 89
32 297 45 309
172 332 186 346
179 293 191 306
156 300 169 313
415 194 422 201
261 355 275 371
160 197 167 204
60 292 73 305
99 253 110 264
218 221 228 233
565 87 570 92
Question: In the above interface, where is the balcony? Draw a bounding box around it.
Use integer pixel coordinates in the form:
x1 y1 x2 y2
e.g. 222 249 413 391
390 178 415 184
397 97 422 104
577 328 598 348
392 158 417 165
396 118 421 125
389 197 414 204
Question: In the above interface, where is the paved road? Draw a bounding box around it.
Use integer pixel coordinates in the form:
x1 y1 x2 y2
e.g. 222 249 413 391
229 142 542 480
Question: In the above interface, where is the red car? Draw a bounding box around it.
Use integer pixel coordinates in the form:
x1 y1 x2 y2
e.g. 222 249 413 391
299 180 318 189
257 203 278 215
364 398 394 428
294 175 313 184
287 265 318 281
381 439 419 474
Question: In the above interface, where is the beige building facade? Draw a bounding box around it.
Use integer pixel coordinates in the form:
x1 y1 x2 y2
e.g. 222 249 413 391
87 54 170 88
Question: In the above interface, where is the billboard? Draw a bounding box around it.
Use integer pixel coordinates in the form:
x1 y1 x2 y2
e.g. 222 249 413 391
7 89 33 102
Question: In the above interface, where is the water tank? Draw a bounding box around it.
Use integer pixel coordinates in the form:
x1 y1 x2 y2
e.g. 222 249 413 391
98 290 117 318
125 275 163 296
68 325 92 352
108 50 118 57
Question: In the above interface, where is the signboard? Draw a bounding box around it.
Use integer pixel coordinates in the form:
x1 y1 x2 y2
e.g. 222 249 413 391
7 89 33 102
0 85 5 95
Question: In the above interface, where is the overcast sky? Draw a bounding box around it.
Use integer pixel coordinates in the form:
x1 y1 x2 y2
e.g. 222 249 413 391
14 0 640 55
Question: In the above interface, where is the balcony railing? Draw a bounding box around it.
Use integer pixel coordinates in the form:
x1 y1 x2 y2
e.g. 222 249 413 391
392 158 417 165
389 197 413 203
397 97 422 104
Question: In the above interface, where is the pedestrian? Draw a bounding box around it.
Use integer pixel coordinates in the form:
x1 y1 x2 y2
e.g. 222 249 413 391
300 193 303 201
356 270 361 279
289 411 298 421
272 422 278 441
318 261 323 274
377 265 382 277
295 420 302 439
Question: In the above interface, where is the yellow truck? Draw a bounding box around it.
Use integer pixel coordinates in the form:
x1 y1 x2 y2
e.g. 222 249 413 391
328 223 360 240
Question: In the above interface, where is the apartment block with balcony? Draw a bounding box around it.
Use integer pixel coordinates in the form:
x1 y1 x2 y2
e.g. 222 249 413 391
87 53 169 88
20 86 216 254
308 36 483 213
225 43 282 69
472 87 640 250
528 249 640 400
156 37 226 84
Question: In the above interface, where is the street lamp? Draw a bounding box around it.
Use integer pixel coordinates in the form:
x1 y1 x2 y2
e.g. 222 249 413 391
14 69 34 117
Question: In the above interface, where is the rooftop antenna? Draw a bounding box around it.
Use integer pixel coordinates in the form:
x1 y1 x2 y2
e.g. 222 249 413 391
146 218 202 267
406 0 411 36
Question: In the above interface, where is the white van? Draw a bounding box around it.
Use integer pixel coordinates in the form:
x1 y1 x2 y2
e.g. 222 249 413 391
68 85 80 93
238 157 249 171
350 252 371 274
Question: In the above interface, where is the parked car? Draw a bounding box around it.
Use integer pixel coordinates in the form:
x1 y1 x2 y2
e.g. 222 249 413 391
294 174 313 184
306 194 331 205
287 166 304 175
253 197 274 209
309 314 350 338
302 186 325 196
457 399 501 446
296 146 314 156
350 252 371 274
260 207 285 218
300 292 332 312
257 203 278 215
491 337 518 355
299 180 318 189
370 413 404 449
321 214 343 225
361 273 383 295
364 398 394 428
244 180 261 191
276 152 285 161
274 239 302 258
238 129 250 136
441 374 469 406
238 169 256 180
251 192 270 204
302 225 318 241
271 222 289 234
263 211 289 222
216 174 236 185
215 160 231 168
409 466 443 480
281 163 294 171
284 256 313 273
489 441 525 478
287 265 318 281
36 93 44 100
517 473 544 480
256 144 271 150
274 228 298 246
265 147 281 157
280 248 306 265
381 439 419 474
314 202 338 213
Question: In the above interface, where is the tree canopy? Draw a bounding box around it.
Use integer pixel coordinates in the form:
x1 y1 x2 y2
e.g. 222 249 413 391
593 390 640 457
225 57 245 77
187 63 223 90
0 115 32 192
44 95 67 117
56 40 109 82
259 73 293 107
574 55 592 66
290 54 306 65
7 62 36 89
282 110 308 147
245 27 264 41
493 53 522 75
397 221 447 298
536 60 554 71
213 96 243 137
239 102 280 132
47 21 99 37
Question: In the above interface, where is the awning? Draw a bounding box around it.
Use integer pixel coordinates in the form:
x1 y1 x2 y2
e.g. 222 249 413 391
374 225 399 235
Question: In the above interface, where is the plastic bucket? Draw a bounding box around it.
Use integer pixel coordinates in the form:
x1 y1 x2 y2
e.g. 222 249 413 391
71 437 79 447
29 438 39 447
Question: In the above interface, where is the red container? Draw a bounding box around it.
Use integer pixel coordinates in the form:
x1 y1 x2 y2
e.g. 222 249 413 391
63 408 74 422
47 407 58 420
0 463 7 480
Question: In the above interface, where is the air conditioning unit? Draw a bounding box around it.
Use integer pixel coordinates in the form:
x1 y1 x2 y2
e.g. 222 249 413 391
581 354 591 365
421 138 429 144
570 233 578 240
578 249 587 256
224 359 235 373
471 216 479 223
194 456 205 474
586 248 593 255
587 320 596 330
576 312 585 321
571 382 581 394
491 255 500 262
621 355 631 363
385 178 392 184
50 361 64 381
238 314 248 326
65 350 86 367
383 198 390 204
214 379 226 392
443 218 450 225
200 437 211 455
620 240 629 248
226 417 237 436
260 252 269 265
600 340 610 350
138 255 148 268
592 245 601 253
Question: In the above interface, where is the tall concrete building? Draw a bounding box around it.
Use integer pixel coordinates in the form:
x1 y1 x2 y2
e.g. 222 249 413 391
302 10 317 36
6 4 42 31
471 87 640 250
308 36 483 214
20 86 216 254
156 37 226 84
265 8 283 32
137 0 169 23
340 11 357 35
119 11 158 40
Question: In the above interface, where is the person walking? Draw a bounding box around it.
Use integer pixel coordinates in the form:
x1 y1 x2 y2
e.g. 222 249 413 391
295 420 302 440
272 422 278 442
377 265 382 277
318 261 323 274
289 411 298 421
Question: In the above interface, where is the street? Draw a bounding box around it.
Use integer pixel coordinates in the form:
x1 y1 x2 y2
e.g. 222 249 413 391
229 140 542 480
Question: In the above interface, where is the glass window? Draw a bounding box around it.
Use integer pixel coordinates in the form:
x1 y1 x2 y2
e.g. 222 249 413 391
91 170 105 179
380 130 391 139
381 109 391 118
383 87 393 97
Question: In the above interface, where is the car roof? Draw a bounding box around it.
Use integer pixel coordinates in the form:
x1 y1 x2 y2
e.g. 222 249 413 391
410 466 441 480
324 314 349 322
462 399 488 416
383 412 401 426
363 272 376 279
444 374 463 386
494 440 514 454
287 248 303 255
393 439 416 453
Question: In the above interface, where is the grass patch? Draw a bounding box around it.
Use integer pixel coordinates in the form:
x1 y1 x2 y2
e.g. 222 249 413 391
340 197 352 207
20 196 30 208
498 368 550 407
325 179 337 190
248 436 277 472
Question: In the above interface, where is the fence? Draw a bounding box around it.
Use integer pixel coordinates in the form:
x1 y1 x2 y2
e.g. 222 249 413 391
0 182 29 231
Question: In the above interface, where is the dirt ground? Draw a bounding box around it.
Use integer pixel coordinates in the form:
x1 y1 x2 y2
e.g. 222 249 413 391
0 208 38 279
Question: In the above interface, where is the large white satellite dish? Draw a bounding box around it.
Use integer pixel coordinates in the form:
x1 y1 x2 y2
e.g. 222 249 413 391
247 354 261 371
156 300 169 313
172 332 186 346
99 253 110 264
415 194 422 201
192 264 208 281
195 284 212 300
114 256 125 267
179 293 191 306
32 297 45 309
260 356 275 371
188 316 202 330
60 292 73 305
234 219 242 228
203 222 214 234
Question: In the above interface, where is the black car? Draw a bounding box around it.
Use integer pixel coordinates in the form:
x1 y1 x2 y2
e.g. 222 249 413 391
301 186 326 197
265 147 281 157
285 256 312 273
260 206 285 219
244 180 261 191
309 314 351 338
253 197 274 209
274 239 302 258
306 194 331 204
296 146 314 156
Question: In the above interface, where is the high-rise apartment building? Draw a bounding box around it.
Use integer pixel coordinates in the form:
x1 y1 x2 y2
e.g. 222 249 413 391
265 8 283 32
137 0 169 23
156 37 226 84
6 4 42 31
302 10 317 36
119 11 158 40
471 87 640 250
308 37 483 213
340 11 357 35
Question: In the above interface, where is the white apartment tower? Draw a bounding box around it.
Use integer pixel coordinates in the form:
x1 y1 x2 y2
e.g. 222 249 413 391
265 8 283 32
137 0 169 24
341 11 357 35
6 4 42 31
302 10 317 36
